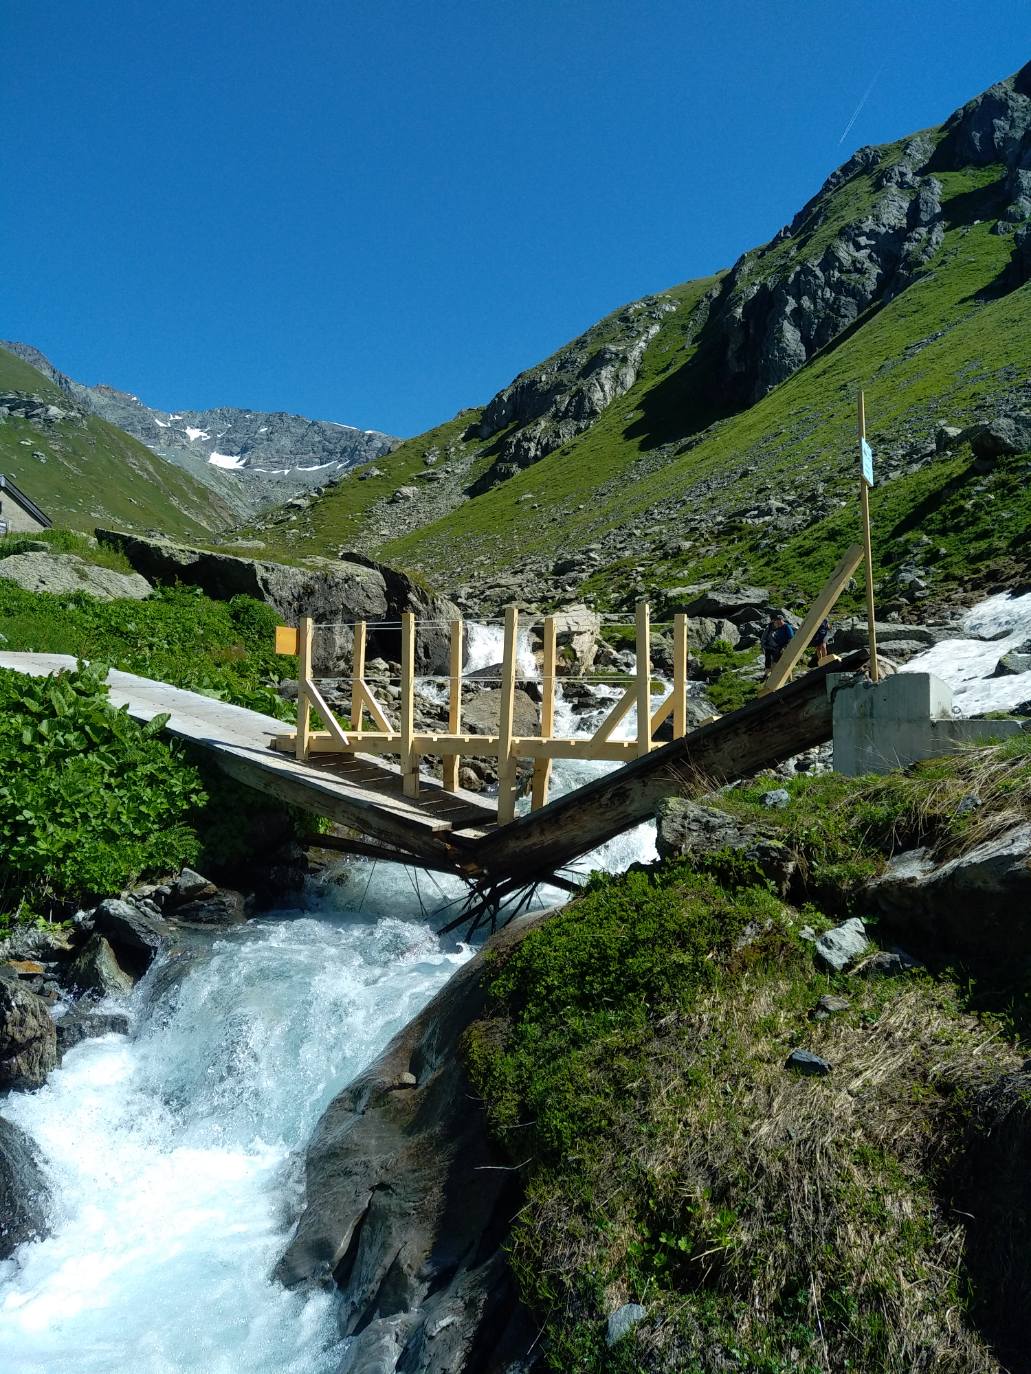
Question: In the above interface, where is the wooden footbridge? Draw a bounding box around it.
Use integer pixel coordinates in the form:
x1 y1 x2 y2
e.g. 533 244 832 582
0 596 868 911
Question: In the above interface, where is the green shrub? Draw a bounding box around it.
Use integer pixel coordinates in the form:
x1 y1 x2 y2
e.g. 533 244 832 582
0 662 206 912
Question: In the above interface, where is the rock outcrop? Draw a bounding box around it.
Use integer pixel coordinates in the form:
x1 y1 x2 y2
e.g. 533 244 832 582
96 531 461 675
0 979 57 1091
0 1117 50 1259
655 798 797 895
0 551 152 601
276 913 550 1373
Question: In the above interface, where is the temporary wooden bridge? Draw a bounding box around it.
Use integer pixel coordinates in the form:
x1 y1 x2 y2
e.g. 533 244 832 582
0 616 869 912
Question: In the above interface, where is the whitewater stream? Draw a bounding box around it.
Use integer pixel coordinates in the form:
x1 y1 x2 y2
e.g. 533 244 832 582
0 625 660 1374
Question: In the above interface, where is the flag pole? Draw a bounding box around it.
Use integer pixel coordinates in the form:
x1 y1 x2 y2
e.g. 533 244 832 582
858 390 879 683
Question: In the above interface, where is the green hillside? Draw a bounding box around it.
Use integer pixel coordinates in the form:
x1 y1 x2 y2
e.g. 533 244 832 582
254 64 1030 616
0 346 237 540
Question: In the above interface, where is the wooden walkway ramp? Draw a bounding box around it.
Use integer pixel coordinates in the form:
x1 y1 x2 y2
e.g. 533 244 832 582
0 648 867 888
0 653 497 870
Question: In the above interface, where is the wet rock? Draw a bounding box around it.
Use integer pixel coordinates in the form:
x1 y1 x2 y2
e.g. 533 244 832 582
276 911 549 1371
172 889 247 925
56 1003 131 1056
0 1117 50 1259
0 980 57 1091
92 898 169 973
171 867 218 902
815 917 869 972
607 1303 648 1347
786 1049 831 1076
65 934 134 998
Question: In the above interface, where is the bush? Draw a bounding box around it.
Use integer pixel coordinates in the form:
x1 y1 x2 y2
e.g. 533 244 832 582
0 662 206 913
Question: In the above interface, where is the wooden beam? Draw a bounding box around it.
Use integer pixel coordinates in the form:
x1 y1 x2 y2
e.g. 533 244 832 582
301 831 464 874
302 677 352 750
357 682 393 734
470 651 869 882
859 390 880 684
636 599 652 758
496 605 520 824
401 611 419 797
592 683 636 745
650 692 674 736
295 616 314 762
350 619 366 732
759 543 864 696
673 612 688 738
442 619 463 793
531 613 557 811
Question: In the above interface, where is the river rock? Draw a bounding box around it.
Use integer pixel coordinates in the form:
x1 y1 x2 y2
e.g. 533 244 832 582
814 917 869 972
171 889 247 925
171 867 217 902
56 1003 131 1055
655 798 797 895
0 550 152 601
0 1117 50 1259
868 824 1031 967
550 603 601 673
0 981 57 1091
65 934 134 999
461 687 539 737
92 898 169 973
276 911 550 1372
95 530 461 676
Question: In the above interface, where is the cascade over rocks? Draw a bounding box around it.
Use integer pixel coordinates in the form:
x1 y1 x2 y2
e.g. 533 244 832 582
276 912 549 1374
95 530 461 676
0 1117 50 1260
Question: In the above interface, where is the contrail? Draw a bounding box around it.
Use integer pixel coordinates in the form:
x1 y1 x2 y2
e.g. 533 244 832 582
838 64 885 145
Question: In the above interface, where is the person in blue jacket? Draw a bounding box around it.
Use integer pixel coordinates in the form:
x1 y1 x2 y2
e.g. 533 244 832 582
761 612 795 675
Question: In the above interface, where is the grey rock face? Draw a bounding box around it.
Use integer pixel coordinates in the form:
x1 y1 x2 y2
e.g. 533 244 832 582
0 980 57 1091
276 913 546 1373
550 602 602 674
96 530 461 677
0 1117 50 1259
0 551 152 601
65 934 134 999
56 1004 130 1056
814 917 869 972
870 824 1031 967
172 890 247 926
92 898 169 973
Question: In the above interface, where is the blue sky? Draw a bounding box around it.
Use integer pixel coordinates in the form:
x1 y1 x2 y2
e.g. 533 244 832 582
1 2 1028 436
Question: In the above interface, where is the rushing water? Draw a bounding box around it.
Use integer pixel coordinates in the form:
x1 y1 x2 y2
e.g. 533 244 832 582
0 626 658 1373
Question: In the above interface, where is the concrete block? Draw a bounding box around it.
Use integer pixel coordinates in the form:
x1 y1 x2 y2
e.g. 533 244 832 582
831 673 1024 776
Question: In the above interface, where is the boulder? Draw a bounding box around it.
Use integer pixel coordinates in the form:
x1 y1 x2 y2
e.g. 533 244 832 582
276 912 548 1372
832 619 947 652
65 935 134 998
655 798 796 895
992 644 1031 676
92 898 169 973
607 1303 648 1347
0 980 57 1091
56 1004 131 1056
0 551 152 601
681 585 771 624
550 603 601 674
95 530 460 676
0 1117 50 1259
968 414 1031 462
868 825 1031 967
171 867 217 902
786 1048 831 1076
172 889 247 925
814 917 869 972
461 688 539 738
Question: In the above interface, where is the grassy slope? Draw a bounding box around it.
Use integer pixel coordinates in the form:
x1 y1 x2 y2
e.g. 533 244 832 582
0 346 236 541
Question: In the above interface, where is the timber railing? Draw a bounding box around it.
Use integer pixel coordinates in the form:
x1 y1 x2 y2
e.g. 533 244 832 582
273 602 690 823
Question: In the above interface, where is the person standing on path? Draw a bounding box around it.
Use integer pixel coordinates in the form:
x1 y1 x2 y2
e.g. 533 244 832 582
761 613 794 676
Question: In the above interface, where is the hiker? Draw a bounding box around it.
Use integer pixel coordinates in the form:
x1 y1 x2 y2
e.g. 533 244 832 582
812 617 831 665
761 612 794 675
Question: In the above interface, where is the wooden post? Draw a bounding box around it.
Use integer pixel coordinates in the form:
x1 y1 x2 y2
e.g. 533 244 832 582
401 611 419 797
350 619 366 733
296 616 314 762
673 612 688 738
497 605 520 824
442 619 462 792
531 614 557 810
635 600 652 758
859 390 880 683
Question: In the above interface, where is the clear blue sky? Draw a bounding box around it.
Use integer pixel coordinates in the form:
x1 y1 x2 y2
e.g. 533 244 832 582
1 2 1027 436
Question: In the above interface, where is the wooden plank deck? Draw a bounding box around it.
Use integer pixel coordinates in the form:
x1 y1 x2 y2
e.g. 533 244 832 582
0 653 496 868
